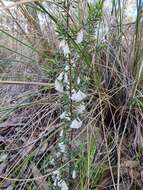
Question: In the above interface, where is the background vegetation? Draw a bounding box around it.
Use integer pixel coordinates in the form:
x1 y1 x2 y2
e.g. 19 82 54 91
0 0 143 189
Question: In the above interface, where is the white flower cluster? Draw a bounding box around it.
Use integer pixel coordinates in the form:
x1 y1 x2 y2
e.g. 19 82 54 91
55 68 69 93
59 87 86 129
60 111 70 121
53 170 68 190
55 38 87 130
71 90 86 102
70 118 82 129
53 35 86 187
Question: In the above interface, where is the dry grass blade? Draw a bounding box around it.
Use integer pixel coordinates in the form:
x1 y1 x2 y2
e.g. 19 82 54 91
0 0 43 10
0 80 53 87
31 163 49 190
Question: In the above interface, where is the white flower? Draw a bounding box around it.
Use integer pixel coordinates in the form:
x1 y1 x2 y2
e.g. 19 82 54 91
56 152 61 158
53 180 57 186
70 118 82 129
55 79 64 93
59 40 70 56
53 170 68 190
71 90 86 102
53 169 68 190
0 154 7 162
72 89 76 94
58 142 66 153
57 72 64 81
77 77 80 85
63 45 70 56
72 170 76 179
50 158 55 165
60 112 70 121
60 130 64 137
60 112 66 119
64 65 69 71
76 29 84 44
58 180 68 190
76 103 86 114
53 170 60 186
59 40 65 48
53 169 60 180
64 73 68 83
